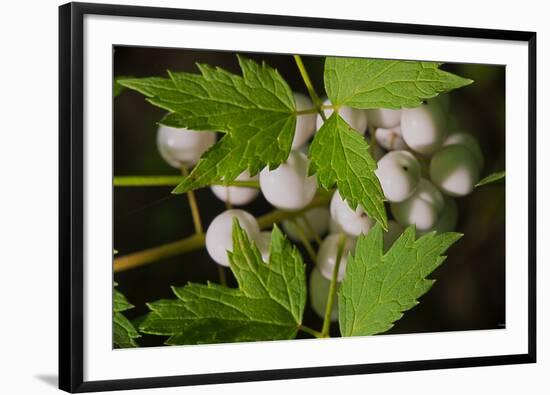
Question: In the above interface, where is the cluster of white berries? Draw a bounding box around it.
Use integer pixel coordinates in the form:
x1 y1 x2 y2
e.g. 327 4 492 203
156 94 483 323
371 103 482 235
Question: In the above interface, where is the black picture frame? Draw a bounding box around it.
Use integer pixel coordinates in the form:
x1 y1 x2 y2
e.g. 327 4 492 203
59 2 537 392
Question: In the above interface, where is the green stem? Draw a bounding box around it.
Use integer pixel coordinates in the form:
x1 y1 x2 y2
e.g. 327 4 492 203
114 175 183 186
217 265 227 286
291 219 317 263
321 233 346 337
114 233 205 272
181 166 204 235
114 176 260 189
368 125 378 148
180 167 229 286
295 108 318 115
298 325 323 338
113 192 332 272
293 55 327 121
302 216 322 246
295 105 336 116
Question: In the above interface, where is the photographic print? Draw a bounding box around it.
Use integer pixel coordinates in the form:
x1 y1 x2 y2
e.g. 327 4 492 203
59 3 535 391
112 48 506 349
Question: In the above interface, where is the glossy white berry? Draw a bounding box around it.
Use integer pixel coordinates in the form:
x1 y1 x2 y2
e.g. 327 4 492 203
282 206 330 242
372 126 408 151
205 209 260 267
253 231 272 263
310 267 338 322
375 150 421 203
367 108 401 129
156 124 216 168
210 171 259 206
443 133 484 170
330 190 374 236
390 178 444 232
401 105 446 155
432 197 458 233
292 93 317 149
430 145 480 197
316 234 356 282
259 151 317 211
316 99 368 135
383 220 404 251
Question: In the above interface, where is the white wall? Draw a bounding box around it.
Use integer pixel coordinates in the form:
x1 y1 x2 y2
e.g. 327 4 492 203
0 0 547 394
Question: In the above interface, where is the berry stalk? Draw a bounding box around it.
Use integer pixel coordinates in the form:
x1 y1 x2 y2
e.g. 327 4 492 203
181 165 204 235
298 325 323 339
290 218 318 263
321 232 347 337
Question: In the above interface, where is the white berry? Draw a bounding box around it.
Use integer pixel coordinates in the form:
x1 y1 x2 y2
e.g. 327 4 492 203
443 133 484 170
310 267 338 322
259 151 317 211
253 231 272 263
210 171 259 206
390 178 444 232
367 108 401 129
156 124 216 168
316 234 356 282
401 105 446 155
430 145 480 197
282 206 330 242
205 209 260 267
330 190 374 236
375 150 421 203
316 99 368 135
292 93 317 149
372 126 408 151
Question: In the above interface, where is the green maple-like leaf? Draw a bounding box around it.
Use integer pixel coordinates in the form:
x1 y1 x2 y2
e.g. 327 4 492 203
309 113 387 228
113 76 132 97
338 225 462 336
114 313 140 348
324 57 473 109
117 56 296 193
114 287 133 312
139 220 307 345
113 288 140 348
476 171 505 187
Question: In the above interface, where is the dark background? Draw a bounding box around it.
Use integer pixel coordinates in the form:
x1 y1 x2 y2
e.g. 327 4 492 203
113 47 505 347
